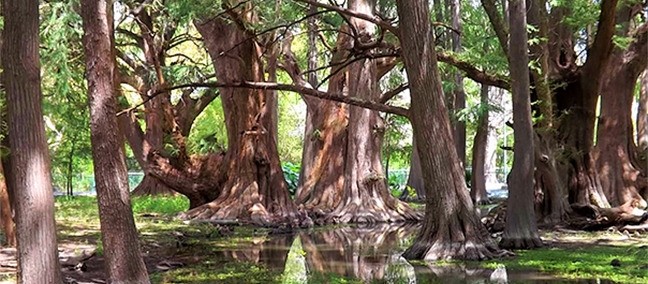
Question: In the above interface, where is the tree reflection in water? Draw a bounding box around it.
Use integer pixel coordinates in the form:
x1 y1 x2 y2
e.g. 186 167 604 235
209 224 617 283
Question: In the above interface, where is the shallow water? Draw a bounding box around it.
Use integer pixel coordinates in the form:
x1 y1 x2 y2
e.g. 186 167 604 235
211 223 615 283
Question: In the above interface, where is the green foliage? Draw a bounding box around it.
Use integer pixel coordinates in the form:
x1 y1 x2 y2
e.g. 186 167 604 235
188 97 228 154
282 162 300 196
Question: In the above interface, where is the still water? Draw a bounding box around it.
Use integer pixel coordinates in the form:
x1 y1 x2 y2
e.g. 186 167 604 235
203 224 614 284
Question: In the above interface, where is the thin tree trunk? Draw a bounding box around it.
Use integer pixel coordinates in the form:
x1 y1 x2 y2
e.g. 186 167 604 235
500 0 542 249
80 0 150 282
451 0 466 169
397 0 504 260
470 84 490 205
2 0 62 281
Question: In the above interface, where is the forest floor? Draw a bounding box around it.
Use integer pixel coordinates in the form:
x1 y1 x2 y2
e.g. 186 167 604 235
0 196 646 283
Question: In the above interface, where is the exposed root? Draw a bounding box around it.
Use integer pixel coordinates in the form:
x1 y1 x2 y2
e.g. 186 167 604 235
179 182 312 228
322 196 422 224
499 237 543 249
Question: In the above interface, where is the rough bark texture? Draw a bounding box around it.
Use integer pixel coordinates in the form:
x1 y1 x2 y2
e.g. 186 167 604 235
2 0 63 281
500 0 542 249
294 2 418 223
0 162 15 247
80 0 151 282
397 0 504 260
320 0 419 224
183 15 310 227
295 28 351 219
555 0 618 208
470 84 490 205
595 20 648 207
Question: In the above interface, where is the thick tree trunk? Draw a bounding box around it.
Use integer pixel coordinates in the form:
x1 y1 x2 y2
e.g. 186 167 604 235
500 0 542 249
0 162 15 247
296 2 418 223
81 0 150 282
2 0 62 281
397 0 504 260
595 24 648 207
470 84 490 205
184 17 310 227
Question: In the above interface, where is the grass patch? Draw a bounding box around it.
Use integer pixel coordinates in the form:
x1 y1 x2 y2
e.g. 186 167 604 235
483 245 648 283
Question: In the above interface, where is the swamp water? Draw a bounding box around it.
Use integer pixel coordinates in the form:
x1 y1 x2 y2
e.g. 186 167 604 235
166 224 617 283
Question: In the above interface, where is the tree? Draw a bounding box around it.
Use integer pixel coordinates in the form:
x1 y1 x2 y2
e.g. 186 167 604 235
470 84 490 204
450 0 467 169
594 6 648 206
181 4 310 227
397 0 504 260
80 0 150 281
499 0 542 249
286 0 418 223
2 0 62 281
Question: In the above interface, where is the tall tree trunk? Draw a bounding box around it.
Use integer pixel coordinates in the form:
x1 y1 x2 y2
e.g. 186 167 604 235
321 0 418 224
595 21 648 207
0 162 15 247
500 0 542 249
2 0 62 281
397 0 503 260
294 28 350 218
184 16 310 227
555 0 619 208
450 0 466 169
470 84 490 204
485 88 504 185
80 1 151 282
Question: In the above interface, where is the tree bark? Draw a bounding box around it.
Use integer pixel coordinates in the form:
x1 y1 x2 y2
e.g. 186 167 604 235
80 0 150 282
470 84 490 205
451 0 466 169
397 0 504 260
500 0 542 249
184 15 310 227
2 0 62 281
321 0 419 224
595 21 648 207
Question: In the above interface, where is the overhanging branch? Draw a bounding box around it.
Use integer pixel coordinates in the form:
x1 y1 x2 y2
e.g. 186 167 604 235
117 81 410 118
437 52 510 90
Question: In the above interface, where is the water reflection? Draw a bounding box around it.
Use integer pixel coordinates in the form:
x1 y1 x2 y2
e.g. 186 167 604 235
212 224 615 283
